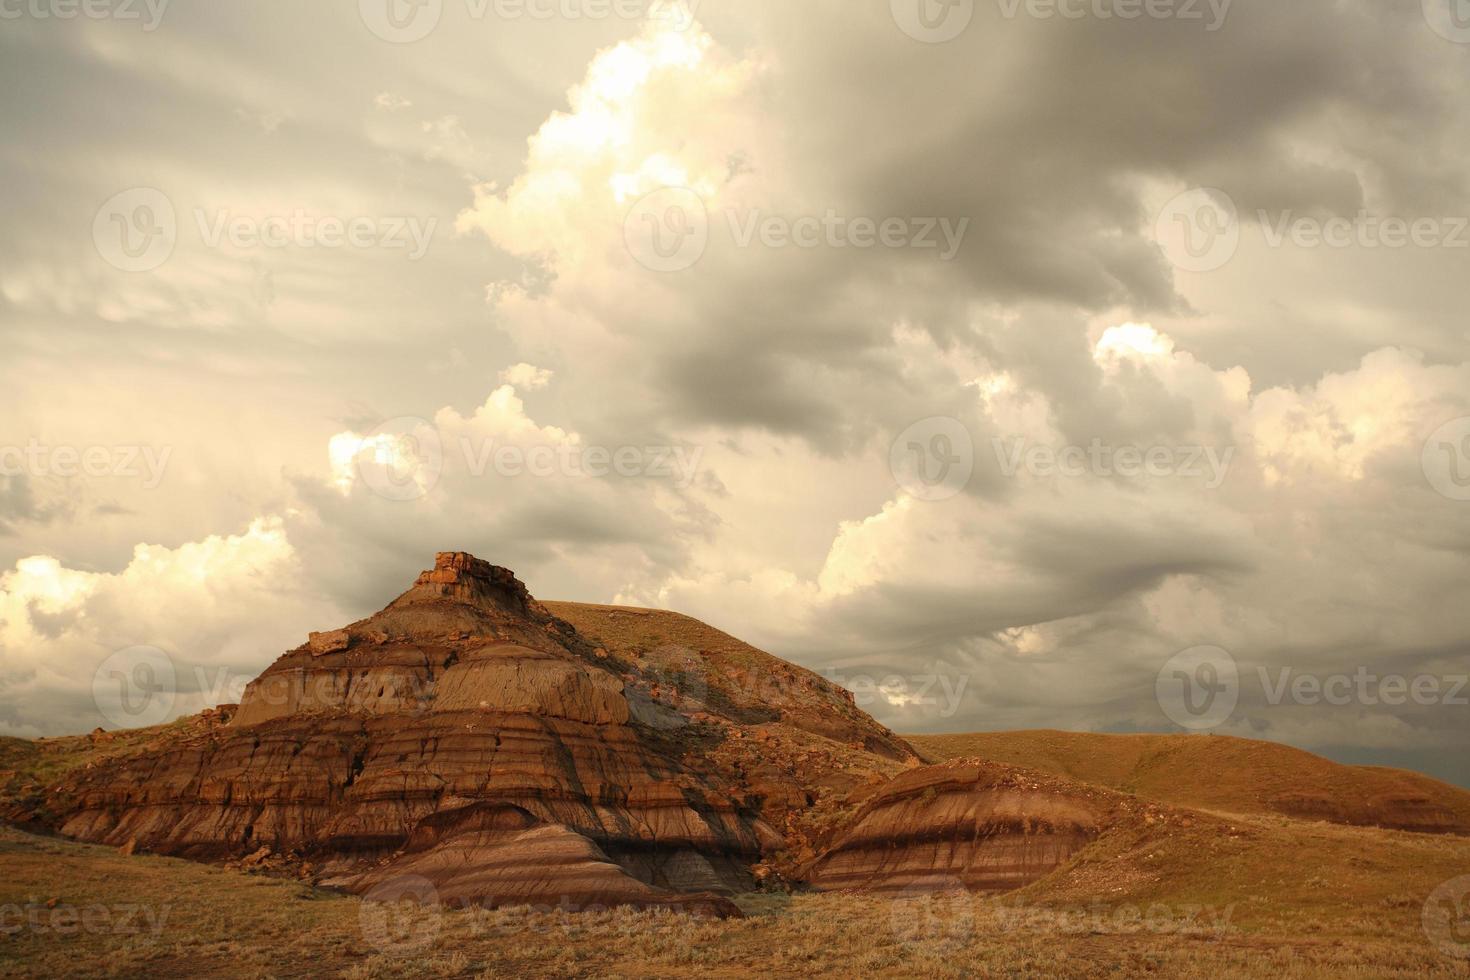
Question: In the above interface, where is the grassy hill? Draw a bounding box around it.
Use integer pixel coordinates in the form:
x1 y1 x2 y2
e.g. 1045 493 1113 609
907 730 1470 833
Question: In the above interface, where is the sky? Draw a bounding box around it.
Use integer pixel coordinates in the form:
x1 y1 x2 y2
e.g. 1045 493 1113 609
1 0 1468 786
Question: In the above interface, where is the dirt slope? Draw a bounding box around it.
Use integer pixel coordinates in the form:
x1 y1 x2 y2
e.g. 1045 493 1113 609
907 730 1470 834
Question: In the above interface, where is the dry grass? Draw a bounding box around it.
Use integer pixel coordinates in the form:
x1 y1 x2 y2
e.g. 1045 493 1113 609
907 730 1470 827
2 818 1467 979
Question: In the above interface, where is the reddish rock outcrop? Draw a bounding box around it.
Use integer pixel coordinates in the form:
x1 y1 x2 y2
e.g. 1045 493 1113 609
48 554 797 915
542 601 919 870
805 759 1143 894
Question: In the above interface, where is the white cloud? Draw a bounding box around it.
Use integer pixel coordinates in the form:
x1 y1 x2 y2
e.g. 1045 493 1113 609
0 518 329 735
499 363 554 390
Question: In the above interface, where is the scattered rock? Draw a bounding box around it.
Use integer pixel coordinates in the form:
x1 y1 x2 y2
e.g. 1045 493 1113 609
307 630 350 656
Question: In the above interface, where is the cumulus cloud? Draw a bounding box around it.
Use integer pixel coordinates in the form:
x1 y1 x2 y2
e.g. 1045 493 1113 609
0 518 334 736
2 3 1469 789
499 363 554 390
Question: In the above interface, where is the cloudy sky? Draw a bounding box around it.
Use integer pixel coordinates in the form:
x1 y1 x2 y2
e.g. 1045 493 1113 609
2 0 1468 786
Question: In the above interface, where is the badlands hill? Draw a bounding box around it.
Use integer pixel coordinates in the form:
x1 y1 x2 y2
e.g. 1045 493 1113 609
3 554 924 914
908 730 1470 834
3 552 1469 951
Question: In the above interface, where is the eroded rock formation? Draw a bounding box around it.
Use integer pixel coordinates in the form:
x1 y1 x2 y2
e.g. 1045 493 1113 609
40 553 918 914
50 554 798 914
804 759 1140 894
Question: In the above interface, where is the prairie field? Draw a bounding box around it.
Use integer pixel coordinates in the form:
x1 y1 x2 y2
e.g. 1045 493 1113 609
3 815 1467 979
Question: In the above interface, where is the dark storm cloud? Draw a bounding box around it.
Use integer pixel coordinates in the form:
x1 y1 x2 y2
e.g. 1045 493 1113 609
1 1 1468 792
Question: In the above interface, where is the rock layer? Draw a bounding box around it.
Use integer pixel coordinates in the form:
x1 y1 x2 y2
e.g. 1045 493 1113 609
49 554 799 915
805 759 1133 894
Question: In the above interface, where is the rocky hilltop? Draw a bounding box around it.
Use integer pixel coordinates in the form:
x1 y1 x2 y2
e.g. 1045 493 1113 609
15 553 1467 916
36 554 917 913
